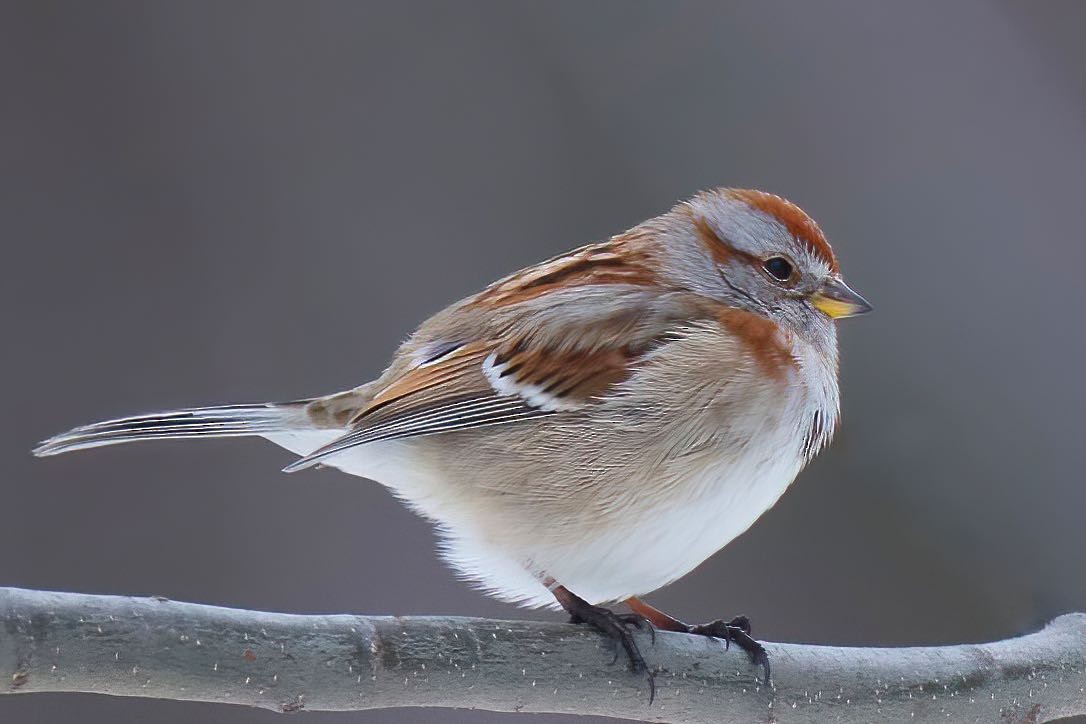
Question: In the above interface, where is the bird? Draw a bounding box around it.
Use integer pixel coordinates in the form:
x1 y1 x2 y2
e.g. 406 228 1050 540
34 187 870 693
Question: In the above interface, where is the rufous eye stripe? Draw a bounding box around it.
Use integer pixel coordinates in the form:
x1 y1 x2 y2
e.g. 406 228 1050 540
723 189 838 273
692 214 760 267
693 215 730 266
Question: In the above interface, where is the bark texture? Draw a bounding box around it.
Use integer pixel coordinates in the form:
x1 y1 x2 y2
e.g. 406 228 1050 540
2 587 1084 722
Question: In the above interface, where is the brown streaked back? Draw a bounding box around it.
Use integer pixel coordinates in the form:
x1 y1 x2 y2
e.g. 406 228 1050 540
471 235 657 309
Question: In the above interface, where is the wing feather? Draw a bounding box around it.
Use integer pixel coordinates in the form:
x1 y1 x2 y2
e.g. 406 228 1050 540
284 287 713 473
283 340 639 472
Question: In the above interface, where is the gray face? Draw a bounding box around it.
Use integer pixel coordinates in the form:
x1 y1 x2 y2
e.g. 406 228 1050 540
718 245 838 345
677 194 840 343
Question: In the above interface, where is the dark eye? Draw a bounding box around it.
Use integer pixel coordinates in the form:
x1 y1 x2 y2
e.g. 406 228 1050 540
763 256 795 283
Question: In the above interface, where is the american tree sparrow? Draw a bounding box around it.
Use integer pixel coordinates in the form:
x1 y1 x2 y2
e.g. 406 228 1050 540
35 188 870 694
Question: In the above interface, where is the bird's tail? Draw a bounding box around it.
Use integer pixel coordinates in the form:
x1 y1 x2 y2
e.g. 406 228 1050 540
32 400 317 458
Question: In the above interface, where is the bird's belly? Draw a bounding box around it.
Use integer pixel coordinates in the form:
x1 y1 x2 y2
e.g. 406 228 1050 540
314 399 807 607
535 443 804 605
320 422 804 609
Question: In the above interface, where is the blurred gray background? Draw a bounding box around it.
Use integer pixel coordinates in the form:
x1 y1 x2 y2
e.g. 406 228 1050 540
3 1 1085 722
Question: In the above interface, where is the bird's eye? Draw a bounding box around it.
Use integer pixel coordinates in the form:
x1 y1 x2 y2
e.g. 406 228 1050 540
762 256 795 283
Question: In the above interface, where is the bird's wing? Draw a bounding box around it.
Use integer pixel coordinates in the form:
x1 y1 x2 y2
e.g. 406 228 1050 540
283 286 713 472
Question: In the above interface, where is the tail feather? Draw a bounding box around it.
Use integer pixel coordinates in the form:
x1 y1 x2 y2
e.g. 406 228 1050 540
32 400 315 458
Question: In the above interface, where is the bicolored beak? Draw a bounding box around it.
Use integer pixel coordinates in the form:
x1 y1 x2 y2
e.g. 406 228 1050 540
810 277 872 319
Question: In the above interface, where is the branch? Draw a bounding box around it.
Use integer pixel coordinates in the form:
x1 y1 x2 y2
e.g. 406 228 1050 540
1 588 1083 722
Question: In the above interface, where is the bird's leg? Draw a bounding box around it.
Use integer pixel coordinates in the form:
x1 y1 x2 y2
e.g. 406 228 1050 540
625 596 771 685
551 585 656 702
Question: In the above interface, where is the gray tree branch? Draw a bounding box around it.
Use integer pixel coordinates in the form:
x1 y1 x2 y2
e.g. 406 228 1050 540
1 587 1084 722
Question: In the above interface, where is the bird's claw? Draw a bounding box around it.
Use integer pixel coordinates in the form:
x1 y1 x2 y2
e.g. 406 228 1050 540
687 615 770 686
569 604 657 703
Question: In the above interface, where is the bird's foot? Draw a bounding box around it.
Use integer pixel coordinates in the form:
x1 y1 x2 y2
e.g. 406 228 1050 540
686 615 771 685
557 588 656 703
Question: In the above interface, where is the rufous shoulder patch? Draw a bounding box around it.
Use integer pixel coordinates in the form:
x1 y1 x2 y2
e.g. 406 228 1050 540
484 342 635 411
